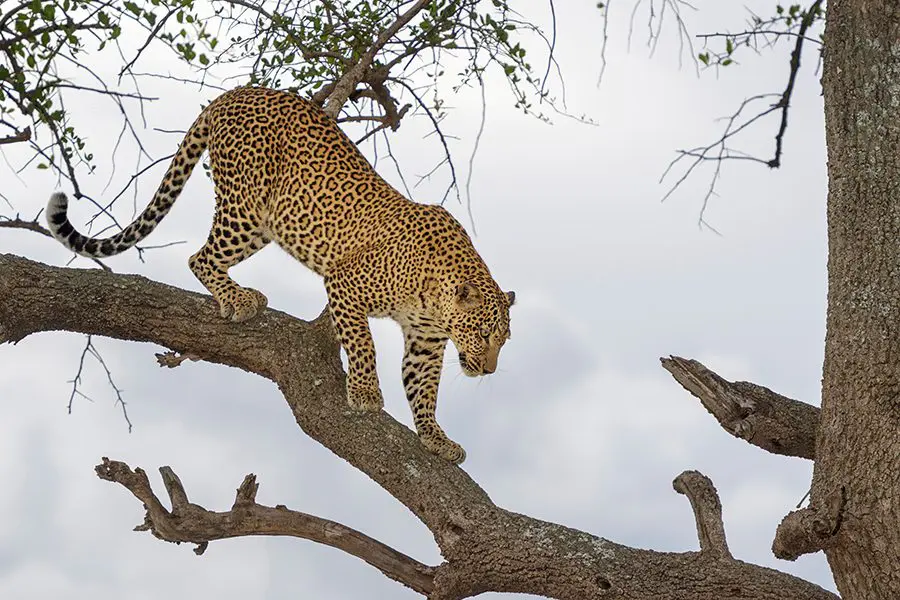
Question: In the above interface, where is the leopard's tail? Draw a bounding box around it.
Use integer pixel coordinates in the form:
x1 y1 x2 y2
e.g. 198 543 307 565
46 109 211 258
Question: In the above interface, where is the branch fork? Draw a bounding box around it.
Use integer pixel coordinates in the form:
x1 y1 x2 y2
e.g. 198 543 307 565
95 458 436 595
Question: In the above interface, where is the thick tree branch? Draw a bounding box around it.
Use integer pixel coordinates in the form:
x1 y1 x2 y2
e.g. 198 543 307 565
0 254 838 600
661 356 819 460
95 458 435 595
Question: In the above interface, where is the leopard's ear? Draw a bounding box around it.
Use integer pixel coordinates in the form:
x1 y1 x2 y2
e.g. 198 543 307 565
455 282 483 310
506 290 516 306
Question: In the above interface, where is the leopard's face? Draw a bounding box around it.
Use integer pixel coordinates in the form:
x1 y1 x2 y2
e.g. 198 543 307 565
445 281 515 377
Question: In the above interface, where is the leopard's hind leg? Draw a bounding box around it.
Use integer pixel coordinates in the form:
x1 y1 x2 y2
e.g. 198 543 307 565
189 198 271 322
324 268 384 411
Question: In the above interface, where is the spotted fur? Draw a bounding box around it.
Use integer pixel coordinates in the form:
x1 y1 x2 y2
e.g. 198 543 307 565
47 86 515 463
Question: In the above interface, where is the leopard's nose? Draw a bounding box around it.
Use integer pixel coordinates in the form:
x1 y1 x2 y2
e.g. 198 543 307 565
483 353 498 374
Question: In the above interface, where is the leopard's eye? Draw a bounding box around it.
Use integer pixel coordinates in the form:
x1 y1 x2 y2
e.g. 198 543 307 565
480 326 491 340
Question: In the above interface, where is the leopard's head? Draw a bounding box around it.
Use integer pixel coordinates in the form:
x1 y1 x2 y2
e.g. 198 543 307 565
444 280 515 377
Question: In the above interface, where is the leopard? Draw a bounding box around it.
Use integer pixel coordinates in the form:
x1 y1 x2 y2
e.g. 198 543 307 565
46 86 515 464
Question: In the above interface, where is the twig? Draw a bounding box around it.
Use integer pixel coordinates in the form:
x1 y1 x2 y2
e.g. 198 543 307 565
769 0 824 169
64 335 132 431
0 126 31 145
464 74 487 235
661 1 824 217
660 93 780 228
87 341 133 432
66 335 94 415
392 78 460 205
0 214 111 271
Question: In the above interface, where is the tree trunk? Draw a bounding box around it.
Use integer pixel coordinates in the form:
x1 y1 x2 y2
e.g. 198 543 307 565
816 0 900 596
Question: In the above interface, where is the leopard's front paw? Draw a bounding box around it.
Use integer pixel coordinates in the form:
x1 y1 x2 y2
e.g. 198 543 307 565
420 433 466 464
347 382 384 412
218 287 268 322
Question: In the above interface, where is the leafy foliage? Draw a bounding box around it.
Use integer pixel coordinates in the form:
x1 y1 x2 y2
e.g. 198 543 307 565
1 0 565 208
0 0 211 183
697 2 825 69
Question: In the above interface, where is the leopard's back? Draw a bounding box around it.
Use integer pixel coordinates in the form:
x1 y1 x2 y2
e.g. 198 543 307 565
204 87 411 275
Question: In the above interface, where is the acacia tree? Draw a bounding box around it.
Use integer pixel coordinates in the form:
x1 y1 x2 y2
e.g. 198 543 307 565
0 0 894 598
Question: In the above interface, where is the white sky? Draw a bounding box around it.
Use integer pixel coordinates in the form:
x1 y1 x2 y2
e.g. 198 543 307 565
0 1 836 597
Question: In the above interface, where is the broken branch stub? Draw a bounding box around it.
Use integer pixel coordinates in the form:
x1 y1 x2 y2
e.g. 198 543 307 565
661 356 819 460
673 470 732 560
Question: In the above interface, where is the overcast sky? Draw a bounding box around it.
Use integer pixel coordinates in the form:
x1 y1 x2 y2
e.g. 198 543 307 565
0 1 835 597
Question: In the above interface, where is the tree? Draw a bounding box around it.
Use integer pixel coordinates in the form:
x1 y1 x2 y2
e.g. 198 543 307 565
0 0 893 598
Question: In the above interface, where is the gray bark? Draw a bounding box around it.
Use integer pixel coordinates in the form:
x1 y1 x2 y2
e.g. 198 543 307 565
0 253 838 600
805 0 900 596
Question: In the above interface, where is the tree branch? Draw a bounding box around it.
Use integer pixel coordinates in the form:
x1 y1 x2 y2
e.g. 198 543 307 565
662 1 825 216
321 0 430 119
0 254 838 600
768 0 824 169
674 470 732 560
95 458 436 595
0 125 30 145
661 356 819 460
0 215 111 271
772 486 845 561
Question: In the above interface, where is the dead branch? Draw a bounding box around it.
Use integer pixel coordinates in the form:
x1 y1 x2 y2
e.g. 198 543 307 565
0 253 840 600
674 470 731 559
773 486 845 561
661 356 819 460
95 458 435 595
